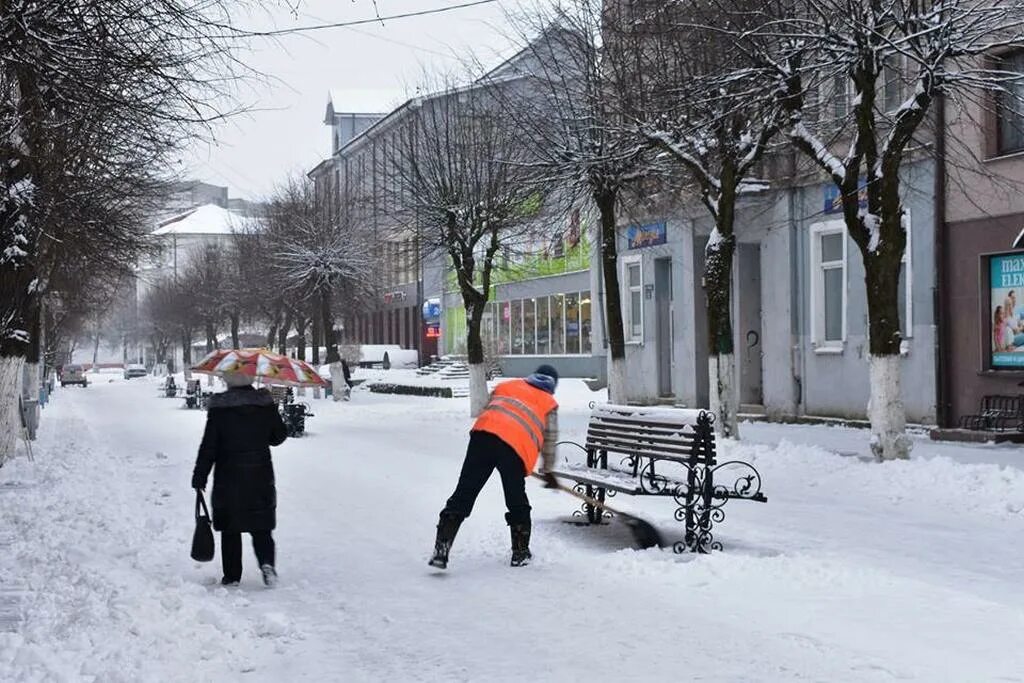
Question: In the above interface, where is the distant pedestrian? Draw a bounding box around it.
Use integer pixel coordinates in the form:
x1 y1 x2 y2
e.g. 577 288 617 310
340 358 353 401
429 365 560 569
191 372 287 587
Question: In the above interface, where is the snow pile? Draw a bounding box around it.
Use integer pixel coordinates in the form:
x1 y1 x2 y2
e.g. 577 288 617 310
0 409 301 681
721 438 1024 520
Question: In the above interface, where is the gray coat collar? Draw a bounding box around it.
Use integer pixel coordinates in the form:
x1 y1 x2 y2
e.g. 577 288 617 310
208 386 276 410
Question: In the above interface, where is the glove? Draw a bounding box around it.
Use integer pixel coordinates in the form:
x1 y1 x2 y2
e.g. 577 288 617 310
191 473 206 490
541 472 559 489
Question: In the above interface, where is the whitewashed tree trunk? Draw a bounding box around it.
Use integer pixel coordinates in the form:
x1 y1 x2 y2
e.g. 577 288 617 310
469 362 488 417
867 354 911 460
330 361 344 402
608 356 627 404
708 353 739 439
0 356 26 465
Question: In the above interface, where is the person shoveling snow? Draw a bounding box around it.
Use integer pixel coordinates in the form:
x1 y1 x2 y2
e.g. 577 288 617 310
429 365 561 570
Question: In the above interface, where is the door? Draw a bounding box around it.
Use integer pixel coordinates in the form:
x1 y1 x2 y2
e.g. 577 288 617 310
737 243 764 406
655 258 674 397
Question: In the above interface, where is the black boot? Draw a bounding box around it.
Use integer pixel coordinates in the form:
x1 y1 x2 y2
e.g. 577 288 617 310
510 522 532 567
428 513 463 570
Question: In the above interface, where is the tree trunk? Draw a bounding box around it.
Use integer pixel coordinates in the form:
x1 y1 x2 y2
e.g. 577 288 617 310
295 316 307 361
704 207 739 439
205 320 217 353
464 291 488 417
321 288 339 364
595 189 628 404
91 330 101 369
181 329 193 380
311 310 321 365
863 244 910 460
278 309 293 356
230 312 240 349
0 356 25 466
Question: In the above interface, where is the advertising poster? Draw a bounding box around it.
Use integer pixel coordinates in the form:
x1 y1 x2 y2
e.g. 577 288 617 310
626 222 667 249
990 253 1024 368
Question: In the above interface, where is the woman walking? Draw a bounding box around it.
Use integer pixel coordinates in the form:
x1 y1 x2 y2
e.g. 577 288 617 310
192 373 287 586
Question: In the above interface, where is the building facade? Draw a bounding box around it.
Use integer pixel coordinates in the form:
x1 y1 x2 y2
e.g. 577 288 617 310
617 157 938 423
938 56 1024 427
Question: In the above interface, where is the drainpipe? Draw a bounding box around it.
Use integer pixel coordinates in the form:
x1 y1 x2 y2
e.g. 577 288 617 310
933 92 949 427
789 185 804 415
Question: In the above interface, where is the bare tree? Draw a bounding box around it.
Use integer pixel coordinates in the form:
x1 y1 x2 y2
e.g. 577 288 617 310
270 178 374 399
607 0 784 437
0 0 253 463
384 78 551 415
715 0 1024 458
495 2 653 403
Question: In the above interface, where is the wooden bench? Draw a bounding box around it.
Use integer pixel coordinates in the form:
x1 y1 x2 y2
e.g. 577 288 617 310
958 395 1024 432
549 404 766 553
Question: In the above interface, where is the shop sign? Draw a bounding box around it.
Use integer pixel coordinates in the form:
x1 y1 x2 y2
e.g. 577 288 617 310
989 252 1024 368
823 179 868 214
626 222 667 249
383 291 406 304
426 324 440 339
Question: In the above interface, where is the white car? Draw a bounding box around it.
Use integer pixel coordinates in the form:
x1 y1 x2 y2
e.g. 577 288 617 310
123 364 147 379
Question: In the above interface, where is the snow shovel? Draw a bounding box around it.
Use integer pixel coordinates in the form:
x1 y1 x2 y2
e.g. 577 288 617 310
532 474 665 550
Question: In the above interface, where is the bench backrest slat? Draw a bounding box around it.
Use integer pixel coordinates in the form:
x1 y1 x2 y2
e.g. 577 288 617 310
584 404 716 465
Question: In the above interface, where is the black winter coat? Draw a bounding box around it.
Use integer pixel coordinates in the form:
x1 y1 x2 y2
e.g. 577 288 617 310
191 386 287 532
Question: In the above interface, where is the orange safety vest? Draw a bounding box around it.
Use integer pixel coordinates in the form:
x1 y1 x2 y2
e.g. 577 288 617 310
472 379 558 474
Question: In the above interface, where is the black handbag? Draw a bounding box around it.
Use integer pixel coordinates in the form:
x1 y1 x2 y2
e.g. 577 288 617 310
191 490 215 562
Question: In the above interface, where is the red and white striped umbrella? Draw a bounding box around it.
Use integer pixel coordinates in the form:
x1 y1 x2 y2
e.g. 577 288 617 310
191 348 329 388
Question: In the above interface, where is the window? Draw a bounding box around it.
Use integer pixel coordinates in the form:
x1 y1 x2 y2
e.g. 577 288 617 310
511 300 524 355
580 291 592 354
565 293 581 354
810 221 847 350
536 297 550 354
549 294 565 354
831 72 852 121
523 298 537 354
883 56 907 113
498 301 511 355
623 257 644 343
997 52 1024 155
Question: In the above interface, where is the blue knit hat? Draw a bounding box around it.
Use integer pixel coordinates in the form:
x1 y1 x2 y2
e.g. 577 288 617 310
525 364 559 394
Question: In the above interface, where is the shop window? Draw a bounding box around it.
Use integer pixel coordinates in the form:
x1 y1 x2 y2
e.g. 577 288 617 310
623 257 644 343
536 296 550 354
810 221 847 351
498 301 511 355
565 293 581 354
550 294 565 354
511 300 524 355
997 51 1024 155
581 291 592 354
523 298 537 354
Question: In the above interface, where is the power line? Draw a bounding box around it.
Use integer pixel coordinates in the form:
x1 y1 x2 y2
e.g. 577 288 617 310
244 0 502 38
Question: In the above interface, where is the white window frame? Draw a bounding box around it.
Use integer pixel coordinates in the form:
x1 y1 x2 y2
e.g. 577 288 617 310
622 255 644 345
810 220 848 353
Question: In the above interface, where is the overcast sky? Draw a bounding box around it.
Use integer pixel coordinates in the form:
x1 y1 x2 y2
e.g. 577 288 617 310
182 0 524 200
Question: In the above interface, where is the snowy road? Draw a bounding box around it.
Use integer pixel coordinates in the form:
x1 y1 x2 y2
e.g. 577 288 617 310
2 375 1024 681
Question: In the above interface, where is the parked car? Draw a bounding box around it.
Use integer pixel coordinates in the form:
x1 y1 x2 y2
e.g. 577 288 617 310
123 364 147 379
61 364 88 387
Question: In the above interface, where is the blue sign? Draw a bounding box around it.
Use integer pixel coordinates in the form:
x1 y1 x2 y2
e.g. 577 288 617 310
422 299 441 323
626 222 667 249
989 253 1024 368
824 179 868 214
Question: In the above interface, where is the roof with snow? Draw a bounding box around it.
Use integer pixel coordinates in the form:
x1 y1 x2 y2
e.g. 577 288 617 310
325 89 406 123
151 203 250 236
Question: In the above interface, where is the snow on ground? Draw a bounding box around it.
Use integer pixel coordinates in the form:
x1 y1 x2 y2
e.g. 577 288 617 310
1 376 1024 681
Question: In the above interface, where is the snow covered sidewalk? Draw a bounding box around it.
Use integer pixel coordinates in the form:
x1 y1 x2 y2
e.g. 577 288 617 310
2 378 1024 681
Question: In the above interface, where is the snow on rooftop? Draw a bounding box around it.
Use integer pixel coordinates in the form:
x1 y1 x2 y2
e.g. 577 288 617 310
150 203 252 236
327 88 407 115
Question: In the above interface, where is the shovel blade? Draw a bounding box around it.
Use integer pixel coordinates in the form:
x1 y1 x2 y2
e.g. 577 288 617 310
621 515 664 550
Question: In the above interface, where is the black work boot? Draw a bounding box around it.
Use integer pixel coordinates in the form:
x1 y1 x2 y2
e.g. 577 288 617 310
428 513 463 570
509 522 532 567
